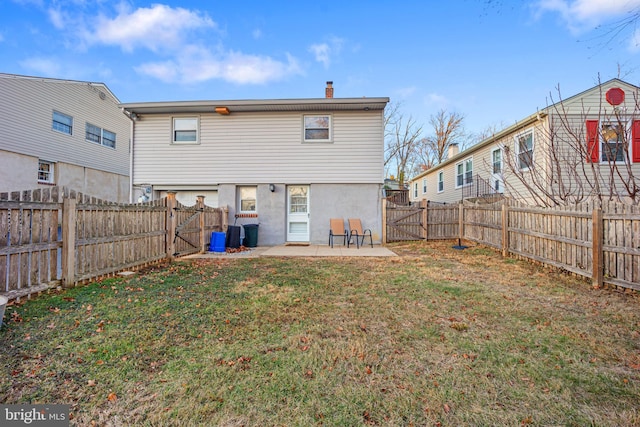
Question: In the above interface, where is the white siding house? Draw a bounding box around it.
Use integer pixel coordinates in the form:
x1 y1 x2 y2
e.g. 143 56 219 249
121 85 389 245
0 74 131 202
410 79 640 206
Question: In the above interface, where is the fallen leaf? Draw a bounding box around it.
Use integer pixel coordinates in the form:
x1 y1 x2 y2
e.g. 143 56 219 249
87 380 96 387
443 403 451 414
107 392 117 402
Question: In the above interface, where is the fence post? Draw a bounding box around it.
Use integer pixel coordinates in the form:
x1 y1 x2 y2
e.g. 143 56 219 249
422 199 428 240
166 192 177 260
501 203 509 257
458 203 464 243
382 198 387 244
592 207 603 288
61 197 76 288
197 195 206 253
222 206 229 232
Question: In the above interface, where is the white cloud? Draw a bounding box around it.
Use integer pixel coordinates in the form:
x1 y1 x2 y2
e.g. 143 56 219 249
136 47 302 85
19 57 63 76
252 28 263 39
309 36 345 68
309 43 331 68
534 0 640 33
46 3 304 85
88 4 215 53
425 93 451 108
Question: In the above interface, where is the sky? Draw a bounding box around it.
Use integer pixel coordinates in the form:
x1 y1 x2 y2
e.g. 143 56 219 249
1 0 640 138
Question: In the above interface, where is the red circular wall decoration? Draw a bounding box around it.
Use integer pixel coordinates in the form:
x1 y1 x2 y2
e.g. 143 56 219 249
606 87 625 106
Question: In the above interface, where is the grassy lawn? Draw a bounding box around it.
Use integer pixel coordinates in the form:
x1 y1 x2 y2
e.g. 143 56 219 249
1 241 640 426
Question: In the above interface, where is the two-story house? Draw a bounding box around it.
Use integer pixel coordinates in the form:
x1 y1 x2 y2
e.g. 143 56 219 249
0 73 131 202
410 79 640 207
121 83 389 245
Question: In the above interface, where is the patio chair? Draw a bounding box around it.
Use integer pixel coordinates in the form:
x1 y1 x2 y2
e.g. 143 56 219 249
329 218 349 248
348 218 373 248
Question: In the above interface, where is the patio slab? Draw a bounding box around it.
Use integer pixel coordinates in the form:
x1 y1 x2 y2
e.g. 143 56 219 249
187 244 397 259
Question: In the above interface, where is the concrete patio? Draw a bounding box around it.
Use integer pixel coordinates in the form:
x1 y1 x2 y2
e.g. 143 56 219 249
188 244 397 259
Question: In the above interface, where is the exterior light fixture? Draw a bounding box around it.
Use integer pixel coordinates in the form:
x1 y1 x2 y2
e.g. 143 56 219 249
269 184 275 192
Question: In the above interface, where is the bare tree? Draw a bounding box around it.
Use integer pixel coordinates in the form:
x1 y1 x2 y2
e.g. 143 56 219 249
414 109 465 169
384 102 423 186
502 80 640 207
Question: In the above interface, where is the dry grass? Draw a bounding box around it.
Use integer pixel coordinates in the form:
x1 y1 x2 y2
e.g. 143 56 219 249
1 240 640 426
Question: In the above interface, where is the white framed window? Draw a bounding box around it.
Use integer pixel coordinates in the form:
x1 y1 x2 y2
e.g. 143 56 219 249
86 123 116 148
52 111 72 135
492 148 502 174
456 158 473 188
38 160 54 184
238 186 257 213
600 122 625 163
413 182 418 198
516 131 534 171
422 178 427 194
438 171 444 193
303 115 332 142
173 117 199 144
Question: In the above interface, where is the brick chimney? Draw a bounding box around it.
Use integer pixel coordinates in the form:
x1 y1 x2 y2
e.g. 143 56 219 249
325 81 334 98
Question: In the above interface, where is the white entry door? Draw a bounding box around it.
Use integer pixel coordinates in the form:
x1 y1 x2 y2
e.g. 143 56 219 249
287 185 309 242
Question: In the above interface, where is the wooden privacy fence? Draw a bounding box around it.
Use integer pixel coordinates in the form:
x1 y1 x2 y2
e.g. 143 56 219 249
1 188 228 300
383 198 640 291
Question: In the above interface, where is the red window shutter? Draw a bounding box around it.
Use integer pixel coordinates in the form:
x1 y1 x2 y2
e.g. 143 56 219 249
586 120 599 163
633 120 640 163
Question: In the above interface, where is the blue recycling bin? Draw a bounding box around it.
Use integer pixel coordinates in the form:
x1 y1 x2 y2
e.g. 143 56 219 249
209 231 226 253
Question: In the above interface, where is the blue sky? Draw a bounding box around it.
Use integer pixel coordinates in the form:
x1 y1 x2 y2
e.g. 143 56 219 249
1 0 639 136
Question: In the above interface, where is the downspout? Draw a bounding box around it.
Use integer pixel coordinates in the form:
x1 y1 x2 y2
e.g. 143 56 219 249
122 108 135 203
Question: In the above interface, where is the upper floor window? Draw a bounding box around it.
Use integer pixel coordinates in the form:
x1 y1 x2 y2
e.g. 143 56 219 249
86 123 116 148
38 160 54 184
456 158 473 187
52 111 73 135
422 178 427 194
601 122 625 163
238 186 257 213
173 117 199 144
492 148 502 174
304 115 332 142
438 171 444 193
516 131 533 170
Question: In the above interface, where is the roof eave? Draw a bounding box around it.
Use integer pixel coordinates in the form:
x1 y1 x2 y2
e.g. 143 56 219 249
119 97 390 114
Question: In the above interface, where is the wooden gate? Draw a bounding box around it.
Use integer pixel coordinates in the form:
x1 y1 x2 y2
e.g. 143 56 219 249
385 200 426 242
173 202 203 257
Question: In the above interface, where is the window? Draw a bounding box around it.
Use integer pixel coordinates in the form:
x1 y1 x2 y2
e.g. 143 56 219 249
438 171 444 193
413 182 418 198
304 115 331 142
86 123 116 148
601 122 625 162
422 178 427 194
516 131 533 170
456 158 473 187
492 148 502 174
52 111 72 135
173 118 198 143
238 186 257 213
38 160 54 184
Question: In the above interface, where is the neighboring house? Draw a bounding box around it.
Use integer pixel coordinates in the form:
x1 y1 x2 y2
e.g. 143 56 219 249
0 73 131 202
410 79 640 206
120 83 389 245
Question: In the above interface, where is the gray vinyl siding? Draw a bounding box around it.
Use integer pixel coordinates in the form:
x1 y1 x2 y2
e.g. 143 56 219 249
133 110 384 185
0 75 130 176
